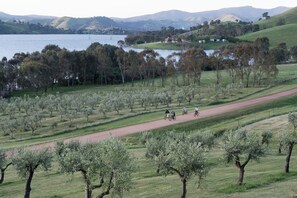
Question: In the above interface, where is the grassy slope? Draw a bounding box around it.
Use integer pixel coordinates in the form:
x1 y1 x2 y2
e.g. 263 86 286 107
2 95 297 197
238 23 297 48
239 6 297 48
133 41 226 50
256 6 297 28
2 65 297 197
1 64 297 150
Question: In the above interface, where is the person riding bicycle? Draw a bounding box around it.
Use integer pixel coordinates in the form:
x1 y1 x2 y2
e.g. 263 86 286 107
165 109 170 119
194 106 199 117
182 107 188 115
171 111 176 120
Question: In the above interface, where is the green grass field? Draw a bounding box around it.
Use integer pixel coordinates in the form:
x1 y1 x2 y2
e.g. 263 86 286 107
2 96 297 198
2 64 297 197
1 64 297 150
256 7 297 29
132 41 226 50
238 24 297 48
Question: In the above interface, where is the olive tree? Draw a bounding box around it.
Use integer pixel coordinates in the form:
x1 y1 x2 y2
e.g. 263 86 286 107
55 141 100 198
145 133 208 198
98 138 135 198
12 148 53 198
222 129 271 185
55 139 135 198
0 150 12 184
280 112 297 173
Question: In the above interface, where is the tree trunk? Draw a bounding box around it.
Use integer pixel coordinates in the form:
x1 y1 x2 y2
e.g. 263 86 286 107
278 142 282 154
238 166 245 185
285 143 294 173
96 172 113 198
181 178 187 198
0 169 4 184
24 170 34 198
82 171 92 198
84 187 92 198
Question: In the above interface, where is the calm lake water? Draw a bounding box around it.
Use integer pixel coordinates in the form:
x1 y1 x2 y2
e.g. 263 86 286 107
0 34 182 60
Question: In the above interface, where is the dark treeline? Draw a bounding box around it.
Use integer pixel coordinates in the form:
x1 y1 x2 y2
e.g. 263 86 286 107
189 20 260 38
1 37 296 97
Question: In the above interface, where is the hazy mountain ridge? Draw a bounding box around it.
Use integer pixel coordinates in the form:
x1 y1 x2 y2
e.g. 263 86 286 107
115 6 290 22
0 11 55 21
0 6 291 32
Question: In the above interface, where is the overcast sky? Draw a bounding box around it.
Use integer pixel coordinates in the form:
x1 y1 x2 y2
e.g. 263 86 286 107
1 0 296 18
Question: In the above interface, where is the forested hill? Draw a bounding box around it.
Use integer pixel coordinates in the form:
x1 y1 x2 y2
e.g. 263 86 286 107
0 20 73 34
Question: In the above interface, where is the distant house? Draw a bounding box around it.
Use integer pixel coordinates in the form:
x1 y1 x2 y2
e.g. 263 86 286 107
209 38 226 43
165 36 181 43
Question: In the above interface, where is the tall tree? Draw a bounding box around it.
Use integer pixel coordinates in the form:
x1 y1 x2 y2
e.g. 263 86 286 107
290 45 297 61
115 48 126 84
178 48 208 85
125 50 141 86
233 43 254 87
19 57 52 92
139 49 159 86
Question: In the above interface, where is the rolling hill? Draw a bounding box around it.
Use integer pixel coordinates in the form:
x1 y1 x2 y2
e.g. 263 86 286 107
238 6 297 48
116 6 289 23
257 6 297 28
50 16 119 31
0 6 290 32
238 23 297 48
0 20 72 34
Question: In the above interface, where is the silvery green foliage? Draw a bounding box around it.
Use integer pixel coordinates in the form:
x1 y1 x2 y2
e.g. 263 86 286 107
100 138 136 197
223 129 268 164
12 148 53 178
222 129 271 185
145 132 208 188
56 139 135 198
288 112 297 130
0 149 12 183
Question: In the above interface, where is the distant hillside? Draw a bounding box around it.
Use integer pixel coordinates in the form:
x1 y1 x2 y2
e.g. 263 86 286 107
215 14 241 22
116 6 290 23
50 16 119 30
0 6 291 32
238 23 297 48
49 16 127 34
257 6 297 28
0 20 72 34
0 11 55 22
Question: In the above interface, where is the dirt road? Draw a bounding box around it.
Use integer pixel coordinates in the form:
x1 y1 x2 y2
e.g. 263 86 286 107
27 87 297 150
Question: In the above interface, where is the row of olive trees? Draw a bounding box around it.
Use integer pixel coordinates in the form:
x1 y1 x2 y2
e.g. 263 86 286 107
1 84 241 139
2 112 297 198
143 112 297 198
0 138 135 198
142 129 272 198
0 83 244 139
143 111 297 197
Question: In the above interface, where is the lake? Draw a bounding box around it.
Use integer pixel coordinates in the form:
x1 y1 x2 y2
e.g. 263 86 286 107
0 34 183 60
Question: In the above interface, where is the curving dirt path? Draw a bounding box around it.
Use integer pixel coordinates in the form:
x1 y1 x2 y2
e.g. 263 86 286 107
28 87 297 150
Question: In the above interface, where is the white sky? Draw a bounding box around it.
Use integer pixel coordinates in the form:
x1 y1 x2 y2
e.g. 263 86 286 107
1 0 296 18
